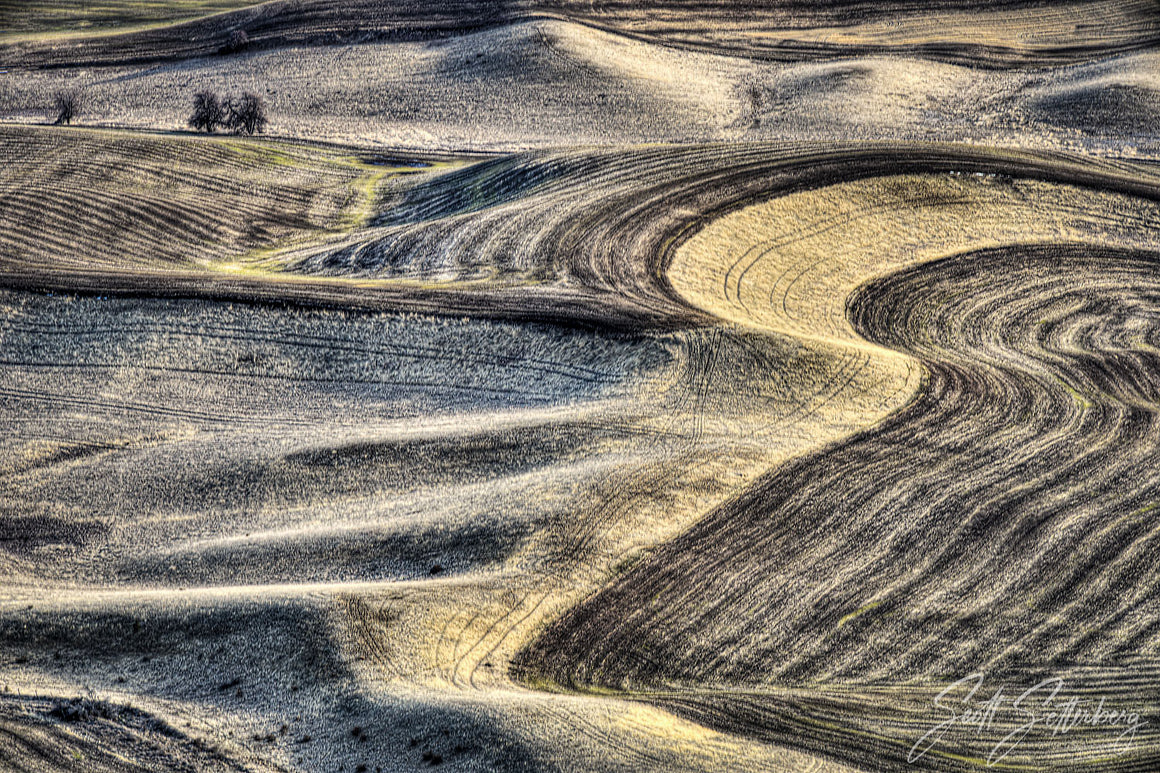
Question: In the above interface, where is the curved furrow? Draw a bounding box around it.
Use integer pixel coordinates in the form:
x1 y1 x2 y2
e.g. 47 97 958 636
517 243 1160 770
12 128 1160 333
0 695 251 773
8 117 1160 772
281 143 1160 331
0 126 379 276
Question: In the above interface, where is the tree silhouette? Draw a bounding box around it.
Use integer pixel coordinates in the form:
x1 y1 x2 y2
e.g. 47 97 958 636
52 89 81 125
226 92 267 135
188 90 225 133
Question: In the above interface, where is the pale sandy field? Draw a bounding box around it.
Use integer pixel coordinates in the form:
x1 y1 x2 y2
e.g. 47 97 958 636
2 2 1160 772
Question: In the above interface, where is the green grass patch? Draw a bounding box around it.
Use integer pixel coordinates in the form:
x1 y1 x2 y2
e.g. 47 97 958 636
837 600 883 629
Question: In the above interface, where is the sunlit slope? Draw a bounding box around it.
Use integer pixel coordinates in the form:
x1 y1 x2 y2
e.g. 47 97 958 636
8 127 1160 325
0 20 746 148
0 289 881 772
4 19 1157 153
0 135 919 773
6 130 1160 771
516 174 1160 771
3 0 1157 67
0 126 399 275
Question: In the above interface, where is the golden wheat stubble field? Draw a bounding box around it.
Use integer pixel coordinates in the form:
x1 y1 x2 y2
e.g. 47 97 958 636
1 2 1160 772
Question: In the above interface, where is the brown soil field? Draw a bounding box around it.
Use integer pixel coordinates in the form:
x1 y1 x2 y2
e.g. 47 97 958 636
1 19 1157 153
2 3 1159 773
3 0 1158 67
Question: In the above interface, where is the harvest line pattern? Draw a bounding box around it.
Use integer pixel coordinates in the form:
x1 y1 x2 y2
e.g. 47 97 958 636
4 126 1160 772
517 244 1160 771
8 129 1160 329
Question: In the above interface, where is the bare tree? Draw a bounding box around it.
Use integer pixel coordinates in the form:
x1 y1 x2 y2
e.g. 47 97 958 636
188 90 225 133
52 89 81 126
225 92 267 135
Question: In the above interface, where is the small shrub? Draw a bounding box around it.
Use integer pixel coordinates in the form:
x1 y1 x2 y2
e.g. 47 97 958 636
52 89 81 126
47 697 112 723
189 90 225 133
219 29 250 55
